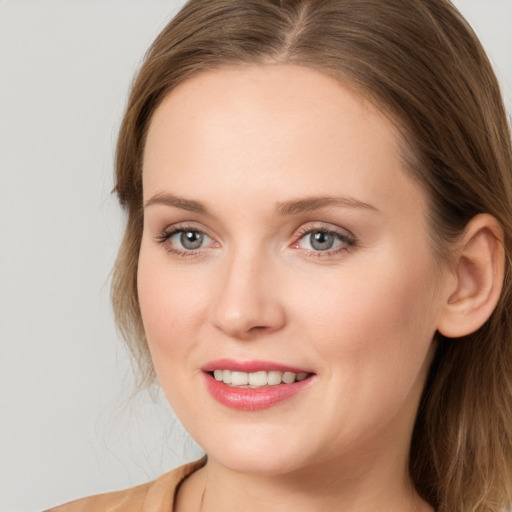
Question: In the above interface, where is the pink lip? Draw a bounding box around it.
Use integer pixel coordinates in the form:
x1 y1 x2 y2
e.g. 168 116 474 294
201 359 315 411
201 359 312 374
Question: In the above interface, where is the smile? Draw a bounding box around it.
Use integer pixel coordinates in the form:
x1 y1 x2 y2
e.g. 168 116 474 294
212 369 310 387
202 360 315 411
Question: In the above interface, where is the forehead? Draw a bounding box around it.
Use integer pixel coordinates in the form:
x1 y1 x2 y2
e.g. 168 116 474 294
142 64 423 218
145 64 398 158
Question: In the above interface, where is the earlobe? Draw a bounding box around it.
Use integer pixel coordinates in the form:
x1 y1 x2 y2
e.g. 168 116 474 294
437 214 505 338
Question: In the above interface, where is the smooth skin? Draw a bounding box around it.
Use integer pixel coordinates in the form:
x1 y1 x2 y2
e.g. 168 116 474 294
138 64 504 512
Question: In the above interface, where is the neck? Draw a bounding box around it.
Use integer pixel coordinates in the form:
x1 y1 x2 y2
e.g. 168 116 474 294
176 445 434 512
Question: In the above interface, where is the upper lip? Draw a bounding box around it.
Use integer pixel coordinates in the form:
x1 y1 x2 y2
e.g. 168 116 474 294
201 359 314 374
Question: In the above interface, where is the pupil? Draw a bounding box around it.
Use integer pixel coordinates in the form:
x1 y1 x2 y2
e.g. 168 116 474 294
311 231 334 251
181 231 203 250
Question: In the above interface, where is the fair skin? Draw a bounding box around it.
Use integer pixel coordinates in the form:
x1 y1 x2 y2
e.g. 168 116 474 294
138 64 503 512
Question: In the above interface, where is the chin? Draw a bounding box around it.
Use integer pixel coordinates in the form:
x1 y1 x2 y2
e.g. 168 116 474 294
212 449 307 476
197 426 317 476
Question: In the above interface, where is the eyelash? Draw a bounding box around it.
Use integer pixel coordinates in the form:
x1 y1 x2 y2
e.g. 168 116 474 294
154 224 215 259
154 224 357 259
291 225 357 258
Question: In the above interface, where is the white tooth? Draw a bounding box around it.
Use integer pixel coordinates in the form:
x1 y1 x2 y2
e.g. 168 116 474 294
282 372 296 384
249 371 268 387
231 371 249 386
296 372 308 382
267 371 283 385
213 369 223 381
223 369 232 384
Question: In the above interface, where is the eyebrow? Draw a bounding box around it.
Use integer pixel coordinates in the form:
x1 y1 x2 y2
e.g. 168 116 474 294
143 193 379 215
144 193 209 214
275 196 379 215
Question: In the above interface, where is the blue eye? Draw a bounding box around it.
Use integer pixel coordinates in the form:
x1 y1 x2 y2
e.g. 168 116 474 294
176 230 204 250
169 229 212 250
297 229 355 252
308 231 336 251
155 227 214 254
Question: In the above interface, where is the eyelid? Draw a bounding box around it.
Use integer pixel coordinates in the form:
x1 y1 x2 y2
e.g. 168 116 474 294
153 221 356 258
291 223 357 255
154 222 219 256
293 222 356 242
157 220 216 240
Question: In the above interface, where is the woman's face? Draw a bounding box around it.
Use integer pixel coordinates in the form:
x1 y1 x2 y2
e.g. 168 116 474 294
138 65 449 477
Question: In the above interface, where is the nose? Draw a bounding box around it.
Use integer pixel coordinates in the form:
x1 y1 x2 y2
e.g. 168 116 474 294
210 249 286 340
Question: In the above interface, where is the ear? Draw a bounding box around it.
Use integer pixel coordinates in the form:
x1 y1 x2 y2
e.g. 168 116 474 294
437 214 505 338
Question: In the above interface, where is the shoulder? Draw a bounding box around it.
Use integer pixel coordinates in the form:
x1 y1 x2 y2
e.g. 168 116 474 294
45 458 206 512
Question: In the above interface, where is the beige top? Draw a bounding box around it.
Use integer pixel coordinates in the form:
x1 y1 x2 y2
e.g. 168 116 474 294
46 458 206 512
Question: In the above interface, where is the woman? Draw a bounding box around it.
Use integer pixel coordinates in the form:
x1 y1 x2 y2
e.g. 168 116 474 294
49 0 512 511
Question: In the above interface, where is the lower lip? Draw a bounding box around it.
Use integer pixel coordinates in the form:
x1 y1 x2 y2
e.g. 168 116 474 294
203 373 314 411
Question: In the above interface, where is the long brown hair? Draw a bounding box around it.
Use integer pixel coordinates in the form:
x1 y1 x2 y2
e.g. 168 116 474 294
111 1 512 510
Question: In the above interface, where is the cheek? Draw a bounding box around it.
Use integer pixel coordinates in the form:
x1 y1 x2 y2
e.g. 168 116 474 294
290 257 439 442
137 246 207 366
292 253 439 384
137 255 210 432
137 247 220 426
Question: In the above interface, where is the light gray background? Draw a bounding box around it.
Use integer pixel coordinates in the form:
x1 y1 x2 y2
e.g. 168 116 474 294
1 1 511 511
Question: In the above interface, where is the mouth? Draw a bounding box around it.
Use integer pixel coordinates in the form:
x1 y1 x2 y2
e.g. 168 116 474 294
201 360 316 411
210 369 311 387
